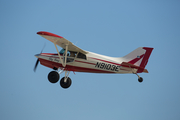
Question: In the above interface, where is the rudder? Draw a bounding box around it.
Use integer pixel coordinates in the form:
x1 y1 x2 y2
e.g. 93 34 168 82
137 47 153 73
122 47 153 73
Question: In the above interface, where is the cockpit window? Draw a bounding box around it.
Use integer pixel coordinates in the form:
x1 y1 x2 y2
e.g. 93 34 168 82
59 48 77 58
77 52 86 59
69 51 77 57
59 49 65 55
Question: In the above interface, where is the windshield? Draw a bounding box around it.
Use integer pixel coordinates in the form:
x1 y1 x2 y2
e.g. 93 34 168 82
59 49 65 55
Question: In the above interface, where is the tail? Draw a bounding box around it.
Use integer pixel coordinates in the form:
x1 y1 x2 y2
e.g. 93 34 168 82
121 47 154 73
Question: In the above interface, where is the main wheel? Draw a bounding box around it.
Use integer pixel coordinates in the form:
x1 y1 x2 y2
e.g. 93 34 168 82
60 77 72 89
138 77 143 83
48 71 60 83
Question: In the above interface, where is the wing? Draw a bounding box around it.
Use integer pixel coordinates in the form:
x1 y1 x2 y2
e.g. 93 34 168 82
37 31 88 54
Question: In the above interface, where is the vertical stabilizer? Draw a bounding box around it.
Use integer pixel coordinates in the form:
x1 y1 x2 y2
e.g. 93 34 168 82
122 47 153 73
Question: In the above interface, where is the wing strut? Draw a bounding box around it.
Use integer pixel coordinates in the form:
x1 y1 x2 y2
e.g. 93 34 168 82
54 43 65 67
64 45 68 66
53 42 69 67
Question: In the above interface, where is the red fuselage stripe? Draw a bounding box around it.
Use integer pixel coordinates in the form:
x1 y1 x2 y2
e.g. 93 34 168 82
39 58 114 73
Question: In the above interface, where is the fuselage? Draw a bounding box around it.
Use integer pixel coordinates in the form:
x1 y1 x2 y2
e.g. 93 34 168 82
35 51 132 74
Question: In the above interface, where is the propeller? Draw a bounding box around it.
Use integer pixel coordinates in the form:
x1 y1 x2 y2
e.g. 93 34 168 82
34 44 46 72
34 59 39 72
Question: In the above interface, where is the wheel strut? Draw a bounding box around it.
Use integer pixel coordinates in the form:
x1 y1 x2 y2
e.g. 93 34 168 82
64 71 70 83
133 71 143 83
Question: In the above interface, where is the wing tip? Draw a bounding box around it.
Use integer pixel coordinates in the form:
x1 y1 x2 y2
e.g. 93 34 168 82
37 31 63 38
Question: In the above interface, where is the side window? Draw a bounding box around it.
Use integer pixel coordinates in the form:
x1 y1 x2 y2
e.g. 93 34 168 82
77 52 86 59
69 51 77 57
59 49 65 55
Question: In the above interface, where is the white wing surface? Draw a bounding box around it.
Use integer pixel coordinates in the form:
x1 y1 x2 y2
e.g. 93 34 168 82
37 31 88 54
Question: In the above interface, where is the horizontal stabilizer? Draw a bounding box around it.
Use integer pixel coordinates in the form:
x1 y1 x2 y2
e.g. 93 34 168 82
121 62 148 73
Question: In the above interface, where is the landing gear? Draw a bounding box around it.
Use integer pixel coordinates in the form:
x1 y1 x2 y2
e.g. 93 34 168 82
138 77 143 83
133 70 143 83
60 77 72 89
47 70 72 89
48 71 60 83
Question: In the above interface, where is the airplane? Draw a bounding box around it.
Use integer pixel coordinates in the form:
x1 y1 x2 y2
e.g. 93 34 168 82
34 31 153 89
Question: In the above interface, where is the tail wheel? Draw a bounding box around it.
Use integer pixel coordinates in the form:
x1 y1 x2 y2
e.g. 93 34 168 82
60 77 72 89
48 71 60 83
138 77 143 83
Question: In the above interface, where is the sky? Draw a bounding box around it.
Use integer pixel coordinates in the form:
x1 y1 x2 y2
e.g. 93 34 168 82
0 0 180 120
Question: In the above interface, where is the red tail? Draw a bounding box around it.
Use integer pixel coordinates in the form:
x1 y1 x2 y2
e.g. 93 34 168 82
121 47 153 73
136 47 153 73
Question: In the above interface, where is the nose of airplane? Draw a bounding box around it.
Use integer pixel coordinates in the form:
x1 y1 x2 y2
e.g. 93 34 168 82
34 54 40 58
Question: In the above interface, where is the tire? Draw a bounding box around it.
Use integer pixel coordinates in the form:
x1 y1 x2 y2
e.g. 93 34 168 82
138 77 143 83
60 77 72 89
48 71 60 83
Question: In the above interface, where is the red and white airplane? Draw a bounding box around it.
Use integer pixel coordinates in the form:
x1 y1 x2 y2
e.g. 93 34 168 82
34 31 153 89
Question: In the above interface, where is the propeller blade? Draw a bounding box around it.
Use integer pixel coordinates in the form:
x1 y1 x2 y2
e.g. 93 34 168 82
34 43 45 72
34 59 39 72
